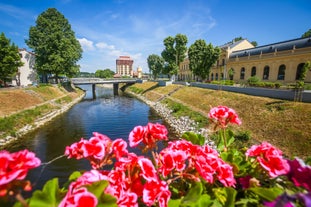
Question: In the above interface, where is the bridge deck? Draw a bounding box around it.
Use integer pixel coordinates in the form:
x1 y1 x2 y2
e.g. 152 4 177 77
71 78 137 85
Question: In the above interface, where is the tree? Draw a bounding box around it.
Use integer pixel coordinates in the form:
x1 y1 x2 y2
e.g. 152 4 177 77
161 34 188 78
95 69 114 78
0 32 23 86
26 8 82 83
302 29 311 38
147 54 164 80
188 39 220 80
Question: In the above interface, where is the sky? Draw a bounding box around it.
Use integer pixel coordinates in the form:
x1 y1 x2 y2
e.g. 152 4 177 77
0 0 310 74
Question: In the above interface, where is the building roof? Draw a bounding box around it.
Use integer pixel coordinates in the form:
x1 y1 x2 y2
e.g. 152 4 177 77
229 37 311 58
219 39 248 49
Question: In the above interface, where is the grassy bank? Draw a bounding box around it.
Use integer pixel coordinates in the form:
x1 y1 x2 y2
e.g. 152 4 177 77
127 81 311 160
0 84 84 140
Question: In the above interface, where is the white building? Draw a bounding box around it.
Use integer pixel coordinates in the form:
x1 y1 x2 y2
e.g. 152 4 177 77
13 49 37 87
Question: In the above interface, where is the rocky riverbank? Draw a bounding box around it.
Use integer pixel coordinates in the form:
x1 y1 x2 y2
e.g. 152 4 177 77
126 91 214 145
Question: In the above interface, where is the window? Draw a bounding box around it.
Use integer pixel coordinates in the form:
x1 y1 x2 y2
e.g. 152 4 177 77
277 64 286 80
240 67 245 80
221 73 224 80
251 66 256 76
263 66 270 80
296 63 305 80
215 73 218 80
211 73 214 80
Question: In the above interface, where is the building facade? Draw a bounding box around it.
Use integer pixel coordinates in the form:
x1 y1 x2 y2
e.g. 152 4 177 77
116 56 133 77
12 49 37 87
178 37 311 83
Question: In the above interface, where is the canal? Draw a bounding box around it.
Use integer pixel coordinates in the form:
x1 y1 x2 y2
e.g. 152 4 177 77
4 84 170 192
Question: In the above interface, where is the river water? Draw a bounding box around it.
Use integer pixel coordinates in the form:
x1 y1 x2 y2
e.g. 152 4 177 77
4 85 169 192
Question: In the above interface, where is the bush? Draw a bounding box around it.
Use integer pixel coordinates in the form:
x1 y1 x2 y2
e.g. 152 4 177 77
247 76 260 86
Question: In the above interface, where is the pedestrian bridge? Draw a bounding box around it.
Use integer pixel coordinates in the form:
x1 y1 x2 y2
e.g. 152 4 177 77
71 78 138 98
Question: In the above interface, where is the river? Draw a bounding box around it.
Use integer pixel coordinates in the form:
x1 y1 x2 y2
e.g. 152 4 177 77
4 84 170 193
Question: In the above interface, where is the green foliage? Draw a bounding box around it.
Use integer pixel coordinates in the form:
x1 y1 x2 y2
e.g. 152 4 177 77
210 80 235 85
182 132 206 145
247 76 260 85
128 86 144 94
26 8 82 83
0 32 24 85
161 34 188 76
0 104 52 138
188 39 220 80
147 54 164 79
95 69 115 78
301 29 311 38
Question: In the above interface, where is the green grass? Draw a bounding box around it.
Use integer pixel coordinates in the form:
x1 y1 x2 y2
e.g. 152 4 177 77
0 104 53 138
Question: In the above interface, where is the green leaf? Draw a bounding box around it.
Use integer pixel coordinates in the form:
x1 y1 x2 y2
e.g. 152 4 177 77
182 132 205 145
68 171 82 181
249 187 284 201
181 182 203 206
86 180 118 207
168 198 182 207
86 180 109 198
213 187 237 207
28 178 62 207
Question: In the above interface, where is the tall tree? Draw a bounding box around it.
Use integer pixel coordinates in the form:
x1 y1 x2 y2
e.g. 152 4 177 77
147 54 164 80
0 33 23 86
188 39 220 80
302 29 311 38
26 8 82 83
95 69 114 78
161 34 188 78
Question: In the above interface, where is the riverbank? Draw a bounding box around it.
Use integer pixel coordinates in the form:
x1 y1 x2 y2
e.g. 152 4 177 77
0 84 85 148
125 81 311 159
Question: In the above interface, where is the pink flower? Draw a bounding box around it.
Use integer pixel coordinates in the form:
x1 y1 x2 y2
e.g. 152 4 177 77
129 125 146 147
59 187 98 207
143 180 171 207
287 158 311 191
246 142 290 178
129 123 168 149
208 105 242 127
112 138 128 159
0 150 40 186
138 157 158 182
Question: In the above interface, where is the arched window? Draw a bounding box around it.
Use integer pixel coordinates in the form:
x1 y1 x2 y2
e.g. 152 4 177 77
211 73 214 80
296 63 305 80
215 73 218 80
240 67 245 80
251 66 256 76
263 66 270 80
221 73 224 80
277 64 286 80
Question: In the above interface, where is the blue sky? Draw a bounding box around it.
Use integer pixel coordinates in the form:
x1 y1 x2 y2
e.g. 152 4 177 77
1 0 310 73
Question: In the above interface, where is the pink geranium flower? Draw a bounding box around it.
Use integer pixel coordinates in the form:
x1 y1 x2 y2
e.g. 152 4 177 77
59 187 98 207
0 150 41 186
129 123 168 149
208 105 242 127
246 142 290 178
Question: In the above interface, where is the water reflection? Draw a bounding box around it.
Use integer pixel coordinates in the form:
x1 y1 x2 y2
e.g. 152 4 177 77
4 84 168 192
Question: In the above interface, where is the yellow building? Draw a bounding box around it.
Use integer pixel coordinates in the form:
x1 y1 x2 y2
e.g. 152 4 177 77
179 37 311 83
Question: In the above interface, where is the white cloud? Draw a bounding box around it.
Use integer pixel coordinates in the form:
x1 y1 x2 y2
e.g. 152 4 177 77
95 42 115 50
78 38 95 51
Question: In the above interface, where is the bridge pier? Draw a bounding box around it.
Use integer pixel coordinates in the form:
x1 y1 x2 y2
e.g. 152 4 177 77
113 83 119 95
92 84 96 99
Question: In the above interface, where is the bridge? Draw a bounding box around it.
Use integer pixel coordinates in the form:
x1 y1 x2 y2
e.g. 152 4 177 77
71 78 138 98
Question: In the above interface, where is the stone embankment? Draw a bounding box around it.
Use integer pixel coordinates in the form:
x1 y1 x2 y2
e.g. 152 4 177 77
127 91 213 145
0 92 85 148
